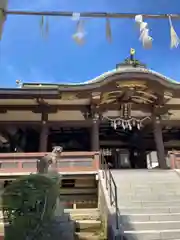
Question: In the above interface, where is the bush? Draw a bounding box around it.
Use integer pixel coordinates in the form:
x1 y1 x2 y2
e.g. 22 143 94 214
2 174 60 240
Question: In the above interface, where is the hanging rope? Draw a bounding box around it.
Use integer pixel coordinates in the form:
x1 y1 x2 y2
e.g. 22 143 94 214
1 8 180 49
105 17 112 42
40 15 49 38
2 9 180 20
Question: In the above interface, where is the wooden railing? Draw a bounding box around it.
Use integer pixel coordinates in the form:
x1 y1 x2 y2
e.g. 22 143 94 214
0 152 99 175
169 151 180 169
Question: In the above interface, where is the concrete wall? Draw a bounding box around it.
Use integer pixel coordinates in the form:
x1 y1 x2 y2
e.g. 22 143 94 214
98 172 121 239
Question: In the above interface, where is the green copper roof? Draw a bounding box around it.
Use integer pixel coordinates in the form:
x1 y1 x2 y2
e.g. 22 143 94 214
22 66 180 88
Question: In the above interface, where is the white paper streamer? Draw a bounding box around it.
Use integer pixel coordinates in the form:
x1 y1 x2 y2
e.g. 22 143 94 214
140 22 148 32
135 14 153 49
72 20 86 45
72 12 80 21
135 15 143 24
169 15 180 48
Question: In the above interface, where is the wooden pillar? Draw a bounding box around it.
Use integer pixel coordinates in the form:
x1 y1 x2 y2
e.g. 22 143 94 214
39 113 48 152
0 0 8 40
152 114 167 169
91 118 99 151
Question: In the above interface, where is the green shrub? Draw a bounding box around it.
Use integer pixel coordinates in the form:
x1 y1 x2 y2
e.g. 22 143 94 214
2 174 60 240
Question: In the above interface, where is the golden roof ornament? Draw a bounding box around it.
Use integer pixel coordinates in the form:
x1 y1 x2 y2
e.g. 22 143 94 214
116 49 146 68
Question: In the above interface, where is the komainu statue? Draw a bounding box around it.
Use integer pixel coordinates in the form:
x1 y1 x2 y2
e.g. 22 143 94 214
37 146 63 174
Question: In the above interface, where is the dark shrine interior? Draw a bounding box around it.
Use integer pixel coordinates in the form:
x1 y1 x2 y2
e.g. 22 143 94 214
0 124 180 154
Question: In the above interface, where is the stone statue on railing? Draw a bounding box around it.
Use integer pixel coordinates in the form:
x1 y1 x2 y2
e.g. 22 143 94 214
37 146 68 231
37 146 63 174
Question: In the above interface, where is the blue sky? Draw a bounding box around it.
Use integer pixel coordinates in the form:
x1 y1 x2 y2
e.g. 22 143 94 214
0 0 180 87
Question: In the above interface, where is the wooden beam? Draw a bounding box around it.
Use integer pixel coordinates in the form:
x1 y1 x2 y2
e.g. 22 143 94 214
0 105 87 111
0 0 7 39
5 9 180 20
0 120 92 127
0 89 59 99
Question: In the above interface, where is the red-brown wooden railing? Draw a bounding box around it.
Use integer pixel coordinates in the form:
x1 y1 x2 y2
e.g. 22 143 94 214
0 152 99 175
169 151 180 169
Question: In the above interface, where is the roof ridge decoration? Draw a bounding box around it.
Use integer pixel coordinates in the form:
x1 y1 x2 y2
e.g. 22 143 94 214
22 50 180 89
70 49 180 86
22 67 180 88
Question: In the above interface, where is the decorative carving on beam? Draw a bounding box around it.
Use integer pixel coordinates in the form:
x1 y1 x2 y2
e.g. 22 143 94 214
81 102 100 121
91 92 101 105
33 97 58 113
164 91 173 102
152 104 174 121
161 112 173 120
101 91 123 104
116 81 147 89
81 105 92 119
81 92 101 120
100 88 158 105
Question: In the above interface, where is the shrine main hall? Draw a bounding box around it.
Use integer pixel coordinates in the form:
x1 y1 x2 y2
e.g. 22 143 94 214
0 54 179 169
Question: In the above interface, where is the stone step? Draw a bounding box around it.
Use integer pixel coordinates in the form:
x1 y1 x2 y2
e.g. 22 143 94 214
70 213 99 221
123 221 180 231
119 207 180 214
119 194 180 201
65 208 99 215
65 208 100 221
118 200 180 208
123 229 180 240
117 185 180 189
112 175 178 180
75 220 101 233
117 185 180 190
118 191 180 196
113 178 180 182
75 232 101 240
121 213 180 222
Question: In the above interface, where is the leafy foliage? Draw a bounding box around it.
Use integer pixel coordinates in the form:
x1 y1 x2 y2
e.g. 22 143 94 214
2 174 60 240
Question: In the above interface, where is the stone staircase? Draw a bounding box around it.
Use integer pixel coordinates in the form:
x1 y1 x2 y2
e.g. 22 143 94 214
66 208 102 240
111 169 180 240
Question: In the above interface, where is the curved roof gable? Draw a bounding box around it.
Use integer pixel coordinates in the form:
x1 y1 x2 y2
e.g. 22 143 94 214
22 66 180 90
73 66 180 87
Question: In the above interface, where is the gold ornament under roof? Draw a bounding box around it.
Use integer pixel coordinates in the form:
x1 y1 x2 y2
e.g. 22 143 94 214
130 48 135 55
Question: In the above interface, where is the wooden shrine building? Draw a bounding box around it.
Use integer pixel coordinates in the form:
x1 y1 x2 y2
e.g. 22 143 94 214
0 52 180 170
